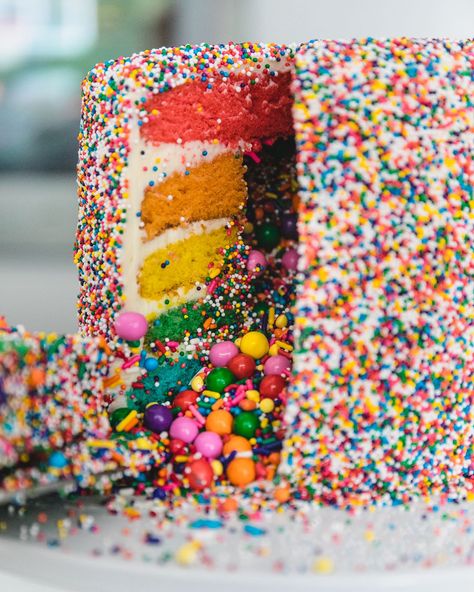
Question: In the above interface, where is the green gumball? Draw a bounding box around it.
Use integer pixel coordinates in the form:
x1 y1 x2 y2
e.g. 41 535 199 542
233 411 259 439
255 222 281 252
206 367 235 393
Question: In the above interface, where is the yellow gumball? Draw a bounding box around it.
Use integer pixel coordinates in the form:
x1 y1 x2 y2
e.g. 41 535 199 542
239 331 269 360
191 374 205 392
268 344 280 356
275 314 288 329
246 389 260 403
259 398 275 414
211 459 224 477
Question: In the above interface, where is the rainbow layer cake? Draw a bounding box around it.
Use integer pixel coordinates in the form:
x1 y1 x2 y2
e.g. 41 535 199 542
72 39 474 506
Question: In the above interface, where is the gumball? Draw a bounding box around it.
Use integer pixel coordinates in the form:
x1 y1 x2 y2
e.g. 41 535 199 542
259 398 275 414
282 248 298 271
209 341 238 367
247 250 267 274
144 403 173 433
170 438 187 456
255 222 281 252
281 212 298 240
169 417 198 443
211 459 224 477
226 458 256 487
205 409 233 435
259 375 286 399
144 357 159 372
172 390 198 411
233 411 259 439
114 311 148 341
263 354 291 376
205 367 235 393
187 458 214 491
246 390 260 403
223 435 252 456
190 374 205 392
239 331 269 360
227 353 256 380
194 431 223 459
239 399 256 411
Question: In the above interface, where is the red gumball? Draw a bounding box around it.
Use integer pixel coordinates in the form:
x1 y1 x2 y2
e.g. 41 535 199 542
172 390 198 411
170 438 187 456
227 353 256 380
259 375 286 399
187 458 214 491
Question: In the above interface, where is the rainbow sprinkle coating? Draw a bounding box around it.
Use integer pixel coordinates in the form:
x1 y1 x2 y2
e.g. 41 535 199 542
0 319 112 494
281 39 474 506
75 43 294 339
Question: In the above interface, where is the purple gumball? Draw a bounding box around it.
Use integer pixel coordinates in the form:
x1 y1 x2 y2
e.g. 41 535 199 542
169 417 198 443
209 341 239 367
144 404 173 433
194 431 223 459
281 213 298 240
263 354 292 376
281 248 298 271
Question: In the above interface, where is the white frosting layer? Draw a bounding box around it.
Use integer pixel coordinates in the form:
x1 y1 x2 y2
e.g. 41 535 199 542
122 129 230 316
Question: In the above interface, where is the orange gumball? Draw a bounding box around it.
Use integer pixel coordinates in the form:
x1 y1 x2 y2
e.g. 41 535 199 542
239 399 256 411
223 435 252 456
205 409 233 435
274 486 291 503
226 458 256 487
219 497 239 513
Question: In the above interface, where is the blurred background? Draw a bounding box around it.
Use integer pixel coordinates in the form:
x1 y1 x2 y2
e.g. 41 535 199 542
1 0 473 333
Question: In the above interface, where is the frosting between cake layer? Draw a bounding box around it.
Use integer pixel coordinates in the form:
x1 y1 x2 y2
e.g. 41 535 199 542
121 127 237 316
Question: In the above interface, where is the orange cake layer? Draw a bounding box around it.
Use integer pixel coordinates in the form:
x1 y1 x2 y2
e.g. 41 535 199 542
141 152 247 241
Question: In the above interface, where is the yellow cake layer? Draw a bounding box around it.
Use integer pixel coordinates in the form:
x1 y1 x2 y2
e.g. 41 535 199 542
138 225 238 302
141 152 246 240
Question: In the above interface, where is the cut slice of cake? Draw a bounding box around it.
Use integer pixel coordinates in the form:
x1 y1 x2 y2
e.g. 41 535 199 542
0 319 111 495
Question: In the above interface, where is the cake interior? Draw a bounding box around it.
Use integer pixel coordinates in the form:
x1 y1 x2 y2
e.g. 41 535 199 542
125 71 298 353
113 72 300 491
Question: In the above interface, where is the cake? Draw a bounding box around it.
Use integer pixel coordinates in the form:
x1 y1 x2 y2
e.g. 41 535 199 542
66 38 474 505
0 319 111 495
0 318 172 498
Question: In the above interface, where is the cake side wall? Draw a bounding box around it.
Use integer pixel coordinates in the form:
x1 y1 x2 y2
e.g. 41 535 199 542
75 63 131 338
281 39 474 506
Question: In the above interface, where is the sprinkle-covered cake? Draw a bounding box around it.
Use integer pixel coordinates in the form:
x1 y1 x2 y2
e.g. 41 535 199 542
0 319 111 494
72 38 473 507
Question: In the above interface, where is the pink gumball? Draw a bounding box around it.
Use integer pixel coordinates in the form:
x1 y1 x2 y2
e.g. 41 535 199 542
169 417 198 443
209 341 239 367
194 431 223 459
114 311 148 341
281 248 298 271
263 354 292 376
247 250 267 274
